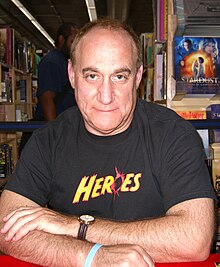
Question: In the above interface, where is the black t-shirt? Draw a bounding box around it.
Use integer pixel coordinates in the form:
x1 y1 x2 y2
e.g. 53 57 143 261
5 100 216 221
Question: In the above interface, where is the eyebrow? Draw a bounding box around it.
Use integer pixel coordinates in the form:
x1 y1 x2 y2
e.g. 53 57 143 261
115 67 131 75
82 67 132 75
82 67 99 74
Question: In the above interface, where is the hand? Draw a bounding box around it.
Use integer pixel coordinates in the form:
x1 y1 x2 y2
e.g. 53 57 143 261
94 244 155 267
1 206 75 241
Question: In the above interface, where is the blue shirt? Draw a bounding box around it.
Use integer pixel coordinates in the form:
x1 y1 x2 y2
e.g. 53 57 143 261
35 49 76 120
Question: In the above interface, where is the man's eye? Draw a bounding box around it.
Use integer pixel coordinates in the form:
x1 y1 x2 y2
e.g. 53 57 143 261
117 75 124 80
112 74 127 82
86 74 98 81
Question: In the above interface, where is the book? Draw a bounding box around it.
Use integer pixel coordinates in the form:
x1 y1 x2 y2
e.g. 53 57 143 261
211 129 220 143
0 144 13 178
154 51 166 101
207 104 220 119
174 36 220 95
212 158 220 196
17 79 27 102
0 28 7 63
154 53 163 100
163 0 168 41
0 28 14 66
176 110 207 120
16 41 29 72
159 0 165 41
207 104 220 143
140 33 154 69
146 68 154 101
211 143 220 158
197 129 211 159
156 0 168 42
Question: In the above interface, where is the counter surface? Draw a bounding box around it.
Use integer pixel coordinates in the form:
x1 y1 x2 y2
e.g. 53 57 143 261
0 254 220 266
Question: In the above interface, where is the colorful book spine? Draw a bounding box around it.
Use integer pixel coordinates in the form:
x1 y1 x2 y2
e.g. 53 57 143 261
176 110 207 120
159 0 165 41
164 0 168 40
0 144 13 178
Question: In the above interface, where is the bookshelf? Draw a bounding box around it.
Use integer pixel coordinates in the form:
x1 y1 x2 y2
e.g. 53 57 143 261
160 0 220 252
0 62 36 178
0 25 38 178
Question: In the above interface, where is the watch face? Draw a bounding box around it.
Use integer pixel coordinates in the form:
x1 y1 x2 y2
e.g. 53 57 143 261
79 214 95 224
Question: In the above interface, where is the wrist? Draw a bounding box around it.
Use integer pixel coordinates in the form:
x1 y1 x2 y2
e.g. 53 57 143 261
84 243 103 267
77 215 95 240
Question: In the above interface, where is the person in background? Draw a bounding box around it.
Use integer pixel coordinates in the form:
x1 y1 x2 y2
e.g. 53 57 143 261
0 18 216 267
18 23 79 155
35 22 79 121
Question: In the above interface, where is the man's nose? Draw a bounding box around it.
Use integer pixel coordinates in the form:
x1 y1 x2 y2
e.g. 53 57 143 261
97 79 114 104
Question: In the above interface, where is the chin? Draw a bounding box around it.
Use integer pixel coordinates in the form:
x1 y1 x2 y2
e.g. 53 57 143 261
92 123 120 135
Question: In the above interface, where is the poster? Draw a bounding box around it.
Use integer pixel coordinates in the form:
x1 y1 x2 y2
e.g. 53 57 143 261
174 36 220 95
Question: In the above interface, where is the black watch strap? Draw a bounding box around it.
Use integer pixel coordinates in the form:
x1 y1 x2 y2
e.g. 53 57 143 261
77 215 95 241
77 223 88 240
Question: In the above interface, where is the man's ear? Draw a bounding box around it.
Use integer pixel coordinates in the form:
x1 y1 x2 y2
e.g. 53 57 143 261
68 60 75 89
136 64 143 90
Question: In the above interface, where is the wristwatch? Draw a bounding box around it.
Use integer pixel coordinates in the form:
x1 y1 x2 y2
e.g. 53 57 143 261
77 214 95 240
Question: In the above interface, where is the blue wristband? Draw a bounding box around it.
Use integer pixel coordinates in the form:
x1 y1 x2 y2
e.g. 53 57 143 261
84 243 103 267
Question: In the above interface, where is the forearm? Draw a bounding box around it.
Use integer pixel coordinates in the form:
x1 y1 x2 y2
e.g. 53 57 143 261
87 199 215 262
0 191 89 266
0 220 155 267
0 191 155 266
0 230 91 266
88 216 192 262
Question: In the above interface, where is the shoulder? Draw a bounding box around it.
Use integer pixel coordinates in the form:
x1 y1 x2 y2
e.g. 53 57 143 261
136 99 182 122
136 99 197 137
33 107 81 141
39 49 67 66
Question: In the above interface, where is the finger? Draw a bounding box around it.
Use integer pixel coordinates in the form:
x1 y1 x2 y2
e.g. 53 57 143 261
1 208 40 233
134 246 155 267
2 206 39 222
10 210 58 241
2 210 43 240
2 207 30 222
11 219 40 241
143 252 155 267
4 215 39 241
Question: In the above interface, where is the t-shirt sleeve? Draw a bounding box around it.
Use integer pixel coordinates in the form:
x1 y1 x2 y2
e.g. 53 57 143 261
158 126 216 211
5 132 52 206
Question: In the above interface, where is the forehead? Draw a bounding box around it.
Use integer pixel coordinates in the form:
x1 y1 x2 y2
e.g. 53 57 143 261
76 27 136 59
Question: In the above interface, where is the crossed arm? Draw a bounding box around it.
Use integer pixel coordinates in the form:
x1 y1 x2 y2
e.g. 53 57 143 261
0 189 215 266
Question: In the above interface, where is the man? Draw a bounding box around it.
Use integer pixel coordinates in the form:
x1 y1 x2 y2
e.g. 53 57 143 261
0 19 216 267
35 22 79 121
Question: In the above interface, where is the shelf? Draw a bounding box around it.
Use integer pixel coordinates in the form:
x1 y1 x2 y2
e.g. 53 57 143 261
189 119 220 130
0 120 219 133
0 137 16 145
0 121 46 132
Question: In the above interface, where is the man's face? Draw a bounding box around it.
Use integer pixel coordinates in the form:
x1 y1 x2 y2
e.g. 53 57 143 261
68 28 143 136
